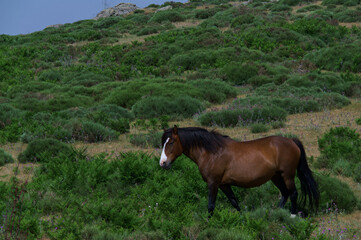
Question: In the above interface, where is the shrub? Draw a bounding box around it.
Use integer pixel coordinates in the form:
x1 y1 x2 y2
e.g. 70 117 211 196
198 106 287 127
18 138 72 163
0 104 23 128
188 79 237 103
221 62 259 85
149 10 185 23
304 43 361 73
270 4 292 12
271 121 285 129
0 149 14 166
250 123 269 133
70 121 119 142
231 14 255 28
195 8 218 19
316 127 361 181
38 69 63 83
356 117 361 125
316 174 358 213
132 96 204 119
63 71 112 87
232 96 321 114
129 132 163 148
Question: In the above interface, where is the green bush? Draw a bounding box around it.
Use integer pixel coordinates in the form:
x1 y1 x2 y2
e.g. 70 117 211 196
270 4 292 12
250 123 269 133
0 104 24 128
316 127 361 182
231 14 255 28
304 43 361 73
0 149 14 166
129 132 163 148
356 117 361 125
198 106 287 127
18 138 73 163
63 71 112 87
149 10 185 23
132 96 204 119
188 79 237 103
232 96 321 115
316 174 359 213
195 8 219 19
222 62 259 85
70 120 119 142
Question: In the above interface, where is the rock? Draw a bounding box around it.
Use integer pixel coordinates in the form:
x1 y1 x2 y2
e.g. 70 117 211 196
94 3 139 20
47 24 64 29
155 5 173 13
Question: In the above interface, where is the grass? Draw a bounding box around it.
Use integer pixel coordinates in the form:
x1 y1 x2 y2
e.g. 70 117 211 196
1 0 361 238
0 99 360 239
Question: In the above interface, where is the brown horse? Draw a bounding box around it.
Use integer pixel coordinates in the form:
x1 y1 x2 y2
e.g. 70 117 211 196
160 126 319 217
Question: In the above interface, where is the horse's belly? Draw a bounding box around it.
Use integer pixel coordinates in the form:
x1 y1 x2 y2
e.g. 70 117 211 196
222 160 276 188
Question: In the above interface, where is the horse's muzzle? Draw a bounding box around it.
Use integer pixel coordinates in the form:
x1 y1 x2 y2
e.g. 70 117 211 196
160 161 171 170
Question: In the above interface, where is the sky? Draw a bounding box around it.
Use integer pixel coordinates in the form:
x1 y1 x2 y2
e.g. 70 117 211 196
0 0 188 36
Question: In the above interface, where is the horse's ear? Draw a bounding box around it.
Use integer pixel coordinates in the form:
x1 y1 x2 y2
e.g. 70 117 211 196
172 125 178 135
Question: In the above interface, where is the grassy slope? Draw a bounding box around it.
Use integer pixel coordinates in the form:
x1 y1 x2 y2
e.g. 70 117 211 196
0 0 361 238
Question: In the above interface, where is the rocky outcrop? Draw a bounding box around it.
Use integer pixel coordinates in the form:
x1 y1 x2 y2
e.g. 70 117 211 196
47 24 64 29
94 3 139 20
155 5 173 12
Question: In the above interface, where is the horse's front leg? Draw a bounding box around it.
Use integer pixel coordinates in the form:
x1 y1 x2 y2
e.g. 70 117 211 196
207 183 219 217
220 184 240 211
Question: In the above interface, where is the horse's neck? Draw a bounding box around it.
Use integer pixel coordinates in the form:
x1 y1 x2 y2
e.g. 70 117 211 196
183 147 206 167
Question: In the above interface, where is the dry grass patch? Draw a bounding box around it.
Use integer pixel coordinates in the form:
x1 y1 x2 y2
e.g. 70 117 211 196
291 1 323 14
339 22 361 28
0 163 38 183
173 19 203 28
196 4 217 10
113 33 157 45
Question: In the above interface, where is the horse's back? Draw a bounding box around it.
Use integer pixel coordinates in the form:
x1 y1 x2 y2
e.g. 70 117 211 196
221 136 300 187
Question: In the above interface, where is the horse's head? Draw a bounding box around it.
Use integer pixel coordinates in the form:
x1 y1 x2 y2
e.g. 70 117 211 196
159 125 183 170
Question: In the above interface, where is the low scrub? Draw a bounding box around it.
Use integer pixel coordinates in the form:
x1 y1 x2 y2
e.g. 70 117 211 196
129 132 163 148
69 120 119 143
198 106 287 127
149 10 185 23
316 173 359 213
18 138 72 163
4 152 357 239
250 123 270 133
0 149 14 166
132 96 204 119
316 126 361 182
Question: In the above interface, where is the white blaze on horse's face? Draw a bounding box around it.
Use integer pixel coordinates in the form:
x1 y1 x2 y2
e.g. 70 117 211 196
159 137 170 167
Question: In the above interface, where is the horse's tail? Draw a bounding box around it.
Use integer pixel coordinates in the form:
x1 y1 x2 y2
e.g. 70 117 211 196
292 138 320 210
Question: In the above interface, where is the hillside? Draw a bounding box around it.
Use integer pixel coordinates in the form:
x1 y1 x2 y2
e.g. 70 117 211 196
0 0 361 239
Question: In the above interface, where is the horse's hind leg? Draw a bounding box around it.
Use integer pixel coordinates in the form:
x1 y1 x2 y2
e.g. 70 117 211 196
220 185 240 211
284 177 298 216
271 174 289 208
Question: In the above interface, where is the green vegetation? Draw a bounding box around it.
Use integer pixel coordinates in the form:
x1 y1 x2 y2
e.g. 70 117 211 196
250 123 270 133
0 0 361 238
1 151 359 239
18 138 73 163
0 149 14 166
316 127 361 182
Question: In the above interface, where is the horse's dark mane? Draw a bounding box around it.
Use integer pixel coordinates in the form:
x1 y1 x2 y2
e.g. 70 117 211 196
162 127 228 153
